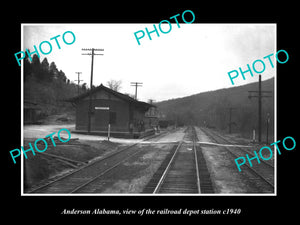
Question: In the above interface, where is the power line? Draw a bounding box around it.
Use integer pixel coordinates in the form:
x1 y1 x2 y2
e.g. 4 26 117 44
248 74 272 143
82 48 104 89
130 82 143 100
74 72 83 96
82 48 104 133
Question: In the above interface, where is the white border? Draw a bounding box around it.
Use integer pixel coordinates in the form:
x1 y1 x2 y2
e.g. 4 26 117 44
274 23 277 196
21 23 277 196
21 23 24 195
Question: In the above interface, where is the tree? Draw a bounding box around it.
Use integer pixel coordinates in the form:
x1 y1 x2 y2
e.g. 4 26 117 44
82 83 87 92
58 70 67 83
107 79 122 91
49 62 58 80
41 58 50 82
23 54 32 82
31 54 42 81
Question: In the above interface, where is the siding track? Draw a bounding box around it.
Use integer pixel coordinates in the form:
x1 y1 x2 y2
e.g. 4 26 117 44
200 127 274 192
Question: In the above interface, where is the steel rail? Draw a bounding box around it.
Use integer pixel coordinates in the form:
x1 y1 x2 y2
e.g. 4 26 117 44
28 130 169 193
200 127 274 190
204 128 274 168
193 140 201 193
153 127 204 194
152 140 184 193
70 148 143 193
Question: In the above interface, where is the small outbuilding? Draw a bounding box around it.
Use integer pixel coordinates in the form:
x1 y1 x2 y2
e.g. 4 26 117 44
24 101 42 124
69 84 157 138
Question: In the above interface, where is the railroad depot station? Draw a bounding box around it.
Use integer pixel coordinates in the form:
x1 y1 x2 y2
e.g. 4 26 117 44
68 84 158 138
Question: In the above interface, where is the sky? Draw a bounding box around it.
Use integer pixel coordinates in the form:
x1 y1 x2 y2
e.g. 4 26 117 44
23 23 276 102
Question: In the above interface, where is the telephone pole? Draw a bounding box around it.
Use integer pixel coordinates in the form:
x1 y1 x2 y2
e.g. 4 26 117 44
248 75 272 143
82 48 104 133
74 72 83 95
130 82 143 100
266 112 270 143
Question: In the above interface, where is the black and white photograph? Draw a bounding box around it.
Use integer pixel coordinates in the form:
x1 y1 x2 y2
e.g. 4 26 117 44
4 5 298 220
21 23 276 195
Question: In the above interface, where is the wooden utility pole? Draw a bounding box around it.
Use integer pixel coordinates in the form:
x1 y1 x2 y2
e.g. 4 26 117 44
266 112 270 143
82 48 104 133
248 75 272 142
74 72 83 95
130 82 143 100
258 76 262 142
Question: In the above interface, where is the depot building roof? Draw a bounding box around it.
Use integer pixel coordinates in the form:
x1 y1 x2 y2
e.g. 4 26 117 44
67 84 155 110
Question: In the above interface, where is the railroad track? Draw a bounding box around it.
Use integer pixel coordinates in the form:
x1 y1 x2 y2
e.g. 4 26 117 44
200 127 274 192
143 126 214 194
28 130 170 194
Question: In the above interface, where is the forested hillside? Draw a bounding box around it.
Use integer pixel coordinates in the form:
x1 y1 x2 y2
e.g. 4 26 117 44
24 54 87 121
156 78 275 138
